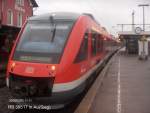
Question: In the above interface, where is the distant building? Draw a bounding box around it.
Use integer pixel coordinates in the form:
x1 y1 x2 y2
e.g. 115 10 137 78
0 0 38 40
0 0 38 71
118 26 150 54
0 0 38 27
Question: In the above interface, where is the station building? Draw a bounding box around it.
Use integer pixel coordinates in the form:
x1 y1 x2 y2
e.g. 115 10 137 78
119 27 150 55
0 0 38 70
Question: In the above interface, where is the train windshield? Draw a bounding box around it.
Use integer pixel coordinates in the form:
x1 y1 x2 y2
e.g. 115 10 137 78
13 20 74 63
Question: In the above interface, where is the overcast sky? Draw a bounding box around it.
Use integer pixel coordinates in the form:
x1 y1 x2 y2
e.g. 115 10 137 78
34 0 150 35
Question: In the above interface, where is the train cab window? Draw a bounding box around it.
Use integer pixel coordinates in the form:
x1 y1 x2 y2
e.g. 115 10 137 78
13 20 74 63
96 35 100 53
91 33 97 56
74 33 88 63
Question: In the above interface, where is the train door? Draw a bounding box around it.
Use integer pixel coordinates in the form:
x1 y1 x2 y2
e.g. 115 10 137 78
74 30 89 74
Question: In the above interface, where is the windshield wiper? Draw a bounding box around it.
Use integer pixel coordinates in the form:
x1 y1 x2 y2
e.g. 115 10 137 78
51 24 56 42
50 16 56 42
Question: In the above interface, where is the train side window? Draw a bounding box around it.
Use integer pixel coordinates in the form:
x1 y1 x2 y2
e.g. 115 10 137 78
91 33 97 56
96 35 101 53
98 35 103 52
74 33 88 63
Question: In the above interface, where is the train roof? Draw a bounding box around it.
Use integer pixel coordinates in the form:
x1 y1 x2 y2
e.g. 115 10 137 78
29 12 111 38
29 12 81 21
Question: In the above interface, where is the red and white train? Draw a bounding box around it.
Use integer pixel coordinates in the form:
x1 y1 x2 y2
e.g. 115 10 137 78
6 12 119 108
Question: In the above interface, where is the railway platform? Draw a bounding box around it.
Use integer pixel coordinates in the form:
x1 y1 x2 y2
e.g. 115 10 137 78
75 52 150 113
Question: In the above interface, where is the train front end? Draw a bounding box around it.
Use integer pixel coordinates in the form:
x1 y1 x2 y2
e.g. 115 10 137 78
6 13 77 108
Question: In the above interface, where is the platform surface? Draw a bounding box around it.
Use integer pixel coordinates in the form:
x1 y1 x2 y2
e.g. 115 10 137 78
88 54 150 113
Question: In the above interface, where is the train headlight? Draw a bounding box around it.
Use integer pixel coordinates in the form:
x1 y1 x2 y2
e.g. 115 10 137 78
47 65 56 76
12 62 16 68
51 65 56 71
11 62 16 72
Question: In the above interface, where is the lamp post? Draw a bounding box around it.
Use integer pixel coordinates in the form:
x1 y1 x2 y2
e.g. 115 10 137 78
132 10 135 31
138 4 149 31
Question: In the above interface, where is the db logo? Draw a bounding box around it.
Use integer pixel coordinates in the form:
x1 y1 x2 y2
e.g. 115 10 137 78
25 67 34 73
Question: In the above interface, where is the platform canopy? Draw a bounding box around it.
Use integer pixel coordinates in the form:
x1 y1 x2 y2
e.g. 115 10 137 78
118 31 150 36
